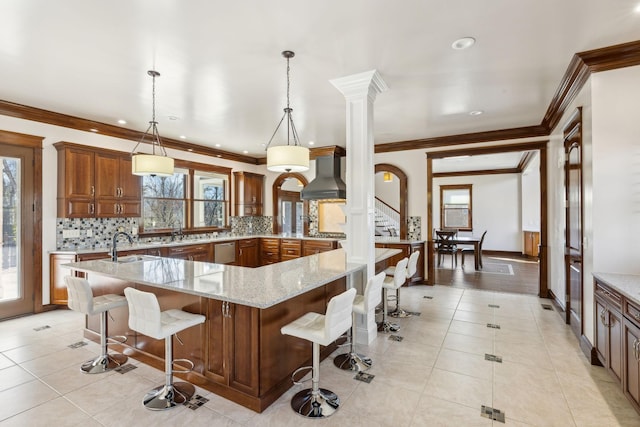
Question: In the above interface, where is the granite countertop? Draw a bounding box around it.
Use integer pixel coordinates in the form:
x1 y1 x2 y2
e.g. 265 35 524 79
375 237 426 244
63 247 402 309
51 234 340 255
593 272 640 305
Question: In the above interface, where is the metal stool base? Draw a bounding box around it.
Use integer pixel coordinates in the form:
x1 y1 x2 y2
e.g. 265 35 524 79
378 321 400 333
389 307 413 318
291 388 340 418
80 353 127 374
333 352 372 371
143 382 195 410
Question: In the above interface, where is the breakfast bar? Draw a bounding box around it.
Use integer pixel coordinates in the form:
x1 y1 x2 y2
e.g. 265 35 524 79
63 247 400 412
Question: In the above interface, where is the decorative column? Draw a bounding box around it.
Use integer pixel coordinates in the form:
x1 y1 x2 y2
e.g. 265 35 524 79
331 70 387 344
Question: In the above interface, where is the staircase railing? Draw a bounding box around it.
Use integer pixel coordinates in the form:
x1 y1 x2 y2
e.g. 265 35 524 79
374 197 400 236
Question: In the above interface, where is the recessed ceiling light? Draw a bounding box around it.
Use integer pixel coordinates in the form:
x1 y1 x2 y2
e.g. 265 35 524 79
215 144 221 148
216 154 222 158
452 37 476 50
243 150 249 154
168 116 179 121
469 110 484 116
635 3 640 13
187 148 194 152
308 141 315 145
89 128 99 132
179 135 186 139
117 119 127 125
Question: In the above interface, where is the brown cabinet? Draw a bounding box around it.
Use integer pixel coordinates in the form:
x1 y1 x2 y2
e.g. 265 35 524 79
55 142 141 218
375 241 425 285
624 314 640 411
238 238 259 267
50 253 77 305
206 299 260 396
280 238 302 261
260 238 280 265
302 239 337 256
233 171 264 216
523 231 540 257
163 243 212 262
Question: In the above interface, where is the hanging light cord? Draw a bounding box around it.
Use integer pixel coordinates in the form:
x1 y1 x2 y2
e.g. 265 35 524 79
131 70 167 157
265 52 301 150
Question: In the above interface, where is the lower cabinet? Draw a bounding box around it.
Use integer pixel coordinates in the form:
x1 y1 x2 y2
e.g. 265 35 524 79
260 238 280 265
302 239 337 256
206 299 260 396
375 241 425 284
238 238 259 267
280 238 302 261
593 277 640 414
162 243 212 262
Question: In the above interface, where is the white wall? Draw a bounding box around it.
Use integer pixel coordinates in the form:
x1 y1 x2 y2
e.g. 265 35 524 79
433 174 522 252
521 152 540 233
374 171 400 209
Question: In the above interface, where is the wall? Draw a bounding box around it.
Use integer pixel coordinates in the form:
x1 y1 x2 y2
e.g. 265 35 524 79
521 152 540 233
433 174 522 252
374 171 400 208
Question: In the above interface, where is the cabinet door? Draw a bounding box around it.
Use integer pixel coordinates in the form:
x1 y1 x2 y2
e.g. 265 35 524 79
608 307 623 384
65 199 95 218
119 200 141 217
595 297 608 365
624 318 640 410
50 254 76 305
95 152 120 198
206 299 227 383
238 239 259 267
63 147 95 199
95 199 119 218
119 156 142 200
227 303 260 395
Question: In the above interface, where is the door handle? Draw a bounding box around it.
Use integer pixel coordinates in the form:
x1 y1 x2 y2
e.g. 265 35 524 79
600 308 610 327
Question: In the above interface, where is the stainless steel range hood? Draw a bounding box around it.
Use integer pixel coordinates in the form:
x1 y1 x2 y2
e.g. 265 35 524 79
301 154 346 200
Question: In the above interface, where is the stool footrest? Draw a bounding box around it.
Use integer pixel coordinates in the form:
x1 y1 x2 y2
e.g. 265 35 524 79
106 335 128 345
291 365 313 386
172 358 195 374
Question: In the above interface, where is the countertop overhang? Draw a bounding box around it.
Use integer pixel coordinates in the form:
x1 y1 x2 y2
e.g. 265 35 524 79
63 248 401 309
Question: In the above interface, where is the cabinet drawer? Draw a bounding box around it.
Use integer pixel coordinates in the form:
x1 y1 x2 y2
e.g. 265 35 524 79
281 239 301 258
239 238 258 248
595 280 622 310
167 244 209 255
625 299 640 326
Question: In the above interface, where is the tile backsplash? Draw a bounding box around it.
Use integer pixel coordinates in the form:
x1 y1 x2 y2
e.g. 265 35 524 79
56 218 140 250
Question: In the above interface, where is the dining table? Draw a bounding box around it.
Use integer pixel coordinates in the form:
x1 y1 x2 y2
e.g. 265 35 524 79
434 235 483 270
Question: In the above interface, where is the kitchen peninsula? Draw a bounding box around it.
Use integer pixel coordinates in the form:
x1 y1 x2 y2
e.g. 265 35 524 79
63 247 401 412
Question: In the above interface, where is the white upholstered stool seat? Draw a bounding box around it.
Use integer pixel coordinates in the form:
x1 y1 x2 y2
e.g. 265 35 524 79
64 276 128 374
124 287 205 410
334 272 385 371
385 250 420 318
281 288 356 418
380 257 408 333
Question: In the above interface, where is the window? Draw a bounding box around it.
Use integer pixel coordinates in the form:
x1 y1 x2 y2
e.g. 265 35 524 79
440 184 472 231
141 161 231 233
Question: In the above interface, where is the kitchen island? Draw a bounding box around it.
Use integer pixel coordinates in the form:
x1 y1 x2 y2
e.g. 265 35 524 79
64 247 400 412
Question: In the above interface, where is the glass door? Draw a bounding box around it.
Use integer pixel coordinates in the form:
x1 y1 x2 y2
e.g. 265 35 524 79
1 145 35 319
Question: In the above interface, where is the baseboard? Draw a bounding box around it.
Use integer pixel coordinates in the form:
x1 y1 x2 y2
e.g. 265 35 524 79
547 289 566 313
482 250 524 258
580 334 602 366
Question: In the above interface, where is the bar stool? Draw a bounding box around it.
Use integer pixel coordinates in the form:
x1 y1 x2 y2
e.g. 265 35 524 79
124 287 205 410
281 288 356 418
379 257 408 333
386 250 421 318
334 272 385 371
64 276 128 374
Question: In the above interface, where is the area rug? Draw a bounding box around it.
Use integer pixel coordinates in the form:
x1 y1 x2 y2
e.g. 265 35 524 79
481 263 514 275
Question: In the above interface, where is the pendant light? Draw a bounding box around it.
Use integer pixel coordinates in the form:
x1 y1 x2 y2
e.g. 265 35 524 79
383 172 393 182
265 51 310 173
131 70 174 177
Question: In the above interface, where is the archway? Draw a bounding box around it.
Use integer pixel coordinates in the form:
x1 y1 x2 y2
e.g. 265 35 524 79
272 172 309 235
375 163 408 239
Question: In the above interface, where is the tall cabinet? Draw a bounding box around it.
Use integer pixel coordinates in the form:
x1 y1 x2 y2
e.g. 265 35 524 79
233 171 264 216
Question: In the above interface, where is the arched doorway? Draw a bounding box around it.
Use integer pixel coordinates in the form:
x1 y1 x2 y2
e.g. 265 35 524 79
272 173 309 235
374 163 408 239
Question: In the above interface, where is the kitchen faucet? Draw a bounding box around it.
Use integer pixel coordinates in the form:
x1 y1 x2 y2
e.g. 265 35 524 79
171 221 184 242
111 231 133 262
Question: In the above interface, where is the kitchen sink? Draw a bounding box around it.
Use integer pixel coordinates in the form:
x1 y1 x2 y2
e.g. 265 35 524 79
101 255 157 264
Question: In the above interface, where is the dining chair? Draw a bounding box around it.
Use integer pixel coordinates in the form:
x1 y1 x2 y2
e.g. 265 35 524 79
435 230 458 268
462 230 487 269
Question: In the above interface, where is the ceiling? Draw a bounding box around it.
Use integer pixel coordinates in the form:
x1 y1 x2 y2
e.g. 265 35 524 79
1 1 640 169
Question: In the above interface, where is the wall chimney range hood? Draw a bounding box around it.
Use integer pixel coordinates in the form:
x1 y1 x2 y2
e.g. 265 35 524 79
301 147 346 201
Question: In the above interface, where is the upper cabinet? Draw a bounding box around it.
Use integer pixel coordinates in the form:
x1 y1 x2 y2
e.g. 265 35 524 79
233 171 264 216
55 142 142 218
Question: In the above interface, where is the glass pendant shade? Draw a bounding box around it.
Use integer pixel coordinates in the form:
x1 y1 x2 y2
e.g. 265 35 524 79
132 153 174 177
267 145 310 173
383 172 393 182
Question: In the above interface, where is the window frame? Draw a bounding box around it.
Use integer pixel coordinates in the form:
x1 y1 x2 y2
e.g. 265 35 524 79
439 184 473 232
139 159 232 235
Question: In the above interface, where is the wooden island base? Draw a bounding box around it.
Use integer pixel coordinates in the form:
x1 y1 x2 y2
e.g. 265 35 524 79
84 276 346 413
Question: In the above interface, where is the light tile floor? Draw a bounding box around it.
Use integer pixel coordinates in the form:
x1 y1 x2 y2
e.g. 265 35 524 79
1 285 640 426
